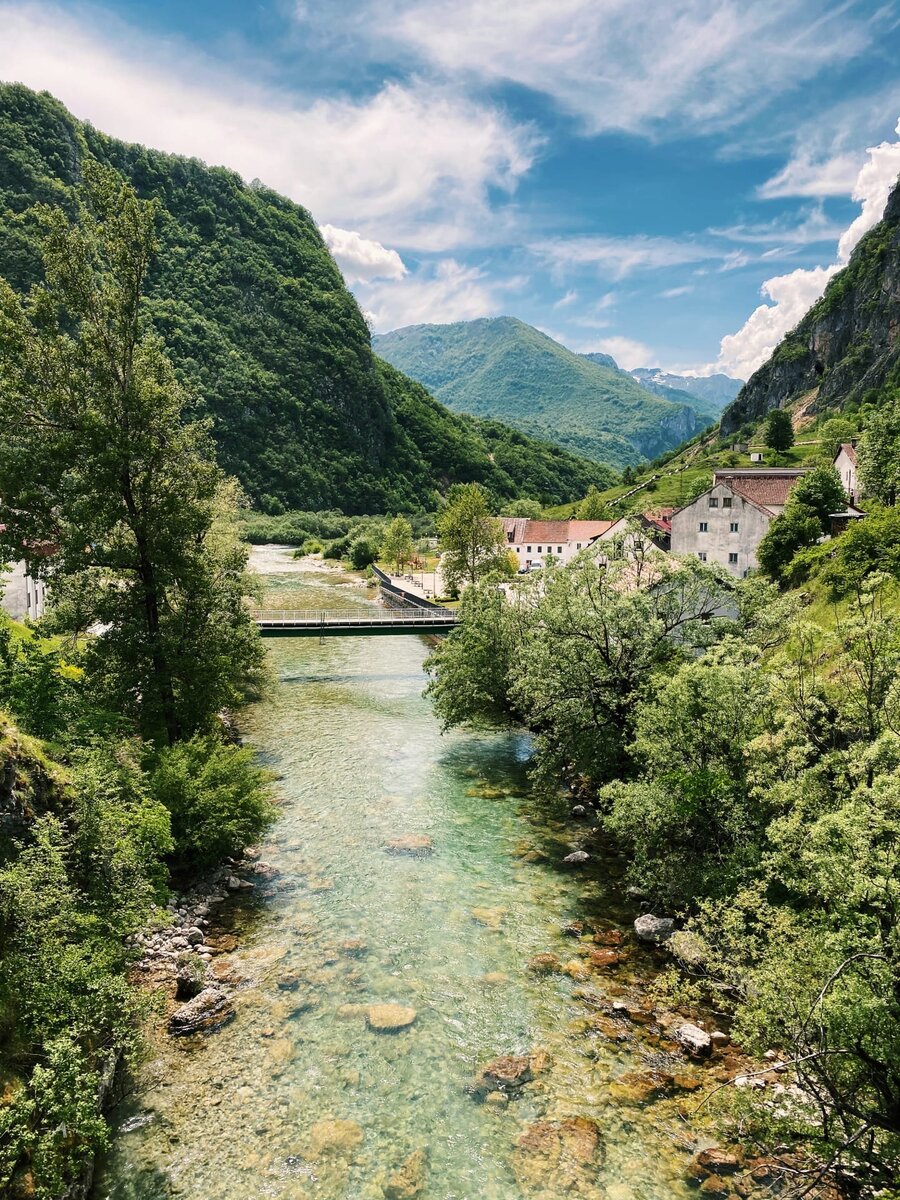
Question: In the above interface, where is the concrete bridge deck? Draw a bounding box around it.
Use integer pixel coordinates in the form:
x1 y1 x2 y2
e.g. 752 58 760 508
252 607 458 637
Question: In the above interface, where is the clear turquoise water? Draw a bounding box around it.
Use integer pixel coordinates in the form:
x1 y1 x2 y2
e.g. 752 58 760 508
95 550 699 1200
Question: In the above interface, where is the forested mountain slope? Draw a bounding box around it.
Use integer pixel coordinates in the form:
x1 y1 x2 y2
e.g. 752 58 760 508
581 352 723 424
721 174 900 435
374 317 712 466
0 85 612 511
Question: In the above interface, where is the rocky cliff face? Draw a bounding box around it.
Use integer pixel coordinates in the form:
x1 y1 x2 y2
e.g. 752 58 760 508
721 176 900 435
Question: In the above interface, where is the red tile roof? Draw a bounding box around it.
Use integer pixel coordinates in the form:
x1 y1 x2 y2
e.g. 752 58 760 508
712 469 809 512
499 517 615 544
836 442 858 465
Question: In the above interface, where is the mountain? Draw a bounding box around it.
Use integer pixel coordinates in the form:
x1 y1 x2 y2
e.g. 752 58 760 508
631 368 743 411
721 175 900 435
581 354 724 424
0 85 612 512
374 317 712 467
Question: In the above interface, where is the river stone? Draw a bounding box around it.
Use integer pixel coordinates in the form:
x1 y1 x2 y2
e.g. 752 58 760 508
384 1148 428 1199
512 1116 604 1197
562 850 590 865
308 1118 364 1156
168 987 234 1036
633 914 675 944
610 1069 674 1105
385 834 434 857
674 1023 713 1058
527 953 561 975
471 906 506 930
587 947 620 969
691 1148 744 1177
470 1054 533 1099
186 926 204 945
174 955 207 1000
366 1004 417 1032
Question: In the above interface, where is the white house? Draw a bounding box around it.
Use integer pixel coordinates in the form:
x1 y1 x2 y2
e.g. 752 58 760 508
833 442 860 503
1 560 47 622
670 469 810 577
499 518 616 570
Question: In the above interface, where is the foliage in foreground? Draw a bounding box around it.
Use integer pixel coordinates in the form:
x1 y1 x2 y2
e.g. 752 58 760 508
427 558 900 1185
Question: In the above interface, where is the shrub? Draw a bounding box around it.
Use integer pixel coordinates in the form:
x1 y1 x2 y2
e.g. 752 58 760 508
349 538 378 570
149 735 275 870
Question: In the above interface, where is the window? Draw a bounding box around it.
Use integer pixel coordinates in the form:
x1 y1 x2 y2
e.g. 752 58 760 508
730 522 739 533
576 543 582 550
728 553 738 564
722 497 733 508
698 521 708 532
537 546 542 553
557 546 563 554
697 552 707 562
526 546 531 553
708 497 719 508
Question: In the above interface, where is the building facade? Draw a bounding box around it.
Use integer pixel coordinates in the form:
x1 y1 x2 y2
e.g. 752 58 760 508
1 560 47 622
833 442 859 503
670 469 809 577
499 518 615 570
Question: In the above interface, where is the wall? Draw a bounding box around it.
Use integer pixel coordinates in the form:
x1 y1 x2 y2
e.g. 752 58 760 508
670 484 772 577
1 561 46 622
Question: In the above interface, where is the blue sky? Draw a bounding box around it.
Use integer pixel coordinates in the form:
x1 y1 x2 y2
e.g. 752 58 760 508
2 1 899 378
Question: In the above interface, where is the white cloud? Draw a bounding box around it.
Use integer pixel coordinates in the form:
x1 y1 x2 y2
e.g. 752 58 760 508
584 336 653 371
660 285 693 298
757 151 863 199
533 234 713 280
711 205 844 246
359 259 501 331
319 225 406 283
707 120 900 379
373 0 881 138
553 289 579 309
0 2 537 251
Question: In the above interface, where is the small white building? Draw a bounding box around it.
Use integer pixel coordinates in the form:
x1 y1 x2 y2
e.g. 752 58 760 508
499 518 616 570
833 442 860 504
670 469 810 577
1 560 47 622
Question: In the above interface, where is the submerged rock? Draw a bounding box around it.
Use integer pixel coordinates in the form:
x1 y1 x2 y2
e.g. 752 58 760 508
527 953 561 975
168 987 234 1037
366 1004 417 1032
471 906 506 930
174 955 207 1001
634 914 675 944
512 1116 603 1197
385 834 434 857
308 1118 364 1157
470 1050 548 1100
562 850 590 865
384 1148 428 1199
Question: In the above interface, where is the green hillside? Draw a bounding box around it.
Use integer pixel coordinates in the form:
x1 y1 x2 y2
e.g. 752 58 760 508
0 85 611 513
373 317 713 467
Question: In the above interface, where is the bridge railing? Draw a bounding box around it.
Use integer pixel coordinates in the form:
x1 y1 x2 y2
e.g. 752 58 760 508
250 607 457 625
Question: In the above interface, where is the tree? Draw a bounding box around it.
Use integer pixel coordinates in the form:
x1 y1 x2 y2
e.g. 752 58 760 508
437 484 508 594
791 465 847 530
857 392 900 504
502 498 542 519
381 515 414 573
818 416 856 460
763 407 795 455
349 537 378 570
577 486 610 520
0 164 263 744
757 504 821 584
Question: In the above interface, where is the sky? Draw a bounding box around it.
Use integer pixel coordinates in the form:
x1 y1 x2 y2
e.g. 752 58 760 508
1 1 899 379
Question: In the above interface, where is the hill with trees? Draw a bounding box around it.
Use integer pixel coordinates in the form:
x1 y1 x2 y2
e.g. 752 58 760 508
0 84 611 513
373 317 715 467
721 174 900 435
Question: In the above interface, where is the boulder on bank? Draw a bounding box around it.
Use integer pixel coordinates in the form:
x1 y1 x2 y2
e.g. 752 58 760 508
633 914 675 944
168 987 234 1036
674 1022 712 1058
174 954 207 1000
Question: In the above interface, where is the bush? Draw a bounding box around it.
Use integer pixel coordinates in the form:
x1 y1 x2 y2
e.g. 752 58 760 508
149 735 275 870
349 538 378 570
322 535 352 560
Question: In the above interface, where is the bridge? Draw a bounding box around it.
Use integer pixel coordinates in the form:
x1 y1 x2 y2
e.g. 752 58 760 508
252 607 459 638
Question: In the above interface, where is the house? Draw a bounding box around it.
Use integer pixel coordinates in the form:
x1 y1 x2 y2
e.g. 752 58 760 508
499 518 616 570
1 560 47 622
749 452 764 463
833 442 860 503
593 509 673 558
670 469 810 577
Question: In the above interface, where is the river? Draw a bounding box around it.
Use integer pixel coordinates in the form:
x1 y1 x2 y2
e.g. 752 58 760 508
95 547 707 1200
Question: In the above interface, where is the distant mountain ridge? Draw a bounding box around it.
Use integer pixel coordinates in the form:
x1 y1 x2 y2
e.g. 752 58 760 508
632 368 743 411
0 84 613 512
581 354 725 424
721 174 900 435
374 317 714 467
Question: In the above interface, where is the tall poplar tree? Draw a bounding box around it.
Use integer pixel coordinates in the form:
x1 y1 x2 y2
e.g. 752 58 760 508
0 163 262 744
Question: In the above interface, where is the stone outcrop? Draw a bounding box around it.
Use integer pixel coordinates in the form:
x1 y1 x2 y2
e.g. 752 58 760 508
168 987 235 1036
634 914 675 944
721 176 900 434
